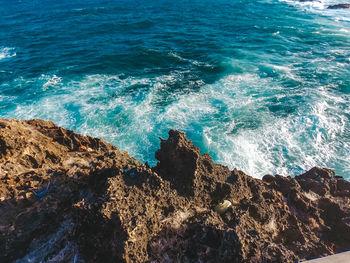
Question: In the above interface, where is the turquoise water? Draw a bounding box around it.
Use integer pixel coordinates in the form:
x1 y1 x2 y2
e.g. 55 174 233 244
1 0 349 178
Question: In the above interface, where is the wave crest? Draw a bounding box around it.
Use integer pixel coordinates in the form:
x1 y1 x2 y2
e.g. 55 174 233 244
0 47 16 60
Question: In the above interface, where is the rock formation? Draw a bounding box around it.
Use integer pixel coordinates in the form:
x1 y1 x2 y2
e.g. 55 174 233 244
0 119 349 262
327 3 350 9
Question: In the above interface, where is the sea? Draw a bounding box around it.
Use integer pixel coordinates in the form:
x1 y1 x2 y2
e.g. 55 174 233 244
0 0 349 179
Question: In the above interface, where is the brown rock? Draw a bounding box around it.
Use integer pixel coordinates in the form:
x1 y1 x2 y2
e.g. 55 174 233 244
327 3 350 9
0 119 349 262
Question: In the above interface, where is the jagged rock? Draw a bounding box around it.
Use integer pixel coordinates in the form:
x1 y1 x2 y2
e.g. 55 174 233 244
0 119 349 262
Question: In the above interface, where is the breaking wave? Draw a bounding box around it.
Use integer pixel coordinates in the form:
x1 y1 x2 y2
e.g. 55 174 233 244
0 47 16 60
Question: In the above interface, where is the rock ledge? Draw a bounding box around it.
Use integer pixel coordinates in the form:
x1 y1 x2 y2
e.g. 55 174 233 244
0 119 349 262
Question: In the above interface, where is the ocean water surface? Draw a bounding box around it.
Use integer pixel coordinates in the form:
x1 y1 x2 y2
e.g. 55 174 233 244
0 0 349 178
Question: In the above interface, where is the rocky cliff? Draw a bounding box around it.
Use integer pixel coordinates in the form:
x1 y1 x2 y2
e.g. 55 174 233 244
0 119 349 262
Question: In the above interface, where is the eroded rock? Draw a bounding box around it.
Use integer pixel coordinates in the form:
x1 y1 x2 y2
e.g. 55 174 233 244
0 119 349 262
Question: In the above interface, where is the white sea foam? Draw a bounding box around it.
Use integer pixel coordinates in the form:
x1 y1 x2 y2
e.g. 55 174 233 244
272 64 302 81
159 72 350 178
0 47 16 60
168 51 213 68
279 0 325 10
0 94 15 103
9 72 189 161
6 69 350 178
41 75 63 90
168 51 189 62
279 0 350 22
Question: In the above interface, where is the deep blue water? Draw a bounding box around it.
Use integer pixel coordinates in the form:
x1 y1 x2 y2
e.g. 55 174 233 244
1 0 349 179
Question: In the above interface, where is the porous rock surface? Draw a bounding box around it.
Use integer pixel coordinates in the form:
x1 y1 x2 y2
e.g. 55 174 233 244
0 119 349 262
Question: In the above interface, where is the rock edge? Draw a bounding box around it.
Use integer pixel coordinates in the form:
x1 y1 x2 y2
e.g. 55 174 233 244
0 119 349 262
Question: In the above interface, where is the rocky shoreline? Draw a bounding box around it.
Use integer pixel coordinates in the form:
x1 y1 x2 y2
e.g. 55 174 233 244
0 119 349 262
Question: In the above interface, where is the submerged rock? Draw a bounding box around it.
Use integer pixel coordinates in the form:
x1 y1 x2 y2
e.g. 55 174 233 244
299 0 320 2
0 119 349 262
327 3 350 9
